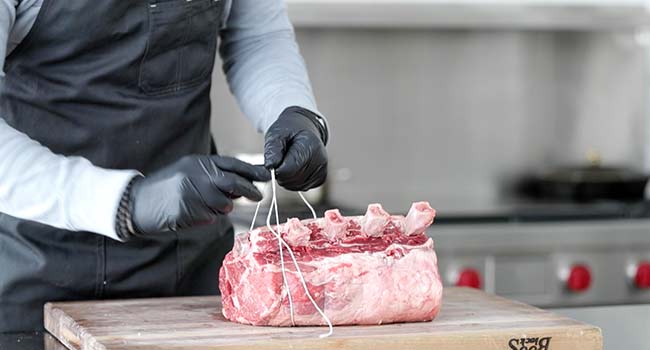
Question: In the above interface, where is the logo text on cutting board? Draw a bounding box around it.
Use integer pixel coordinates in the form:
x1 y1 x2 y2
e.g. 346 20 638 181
508 337 552 350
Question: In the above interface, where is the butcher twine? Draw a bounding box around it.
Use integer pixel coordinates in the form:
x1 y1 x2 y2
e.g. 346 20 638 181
249 170 334 338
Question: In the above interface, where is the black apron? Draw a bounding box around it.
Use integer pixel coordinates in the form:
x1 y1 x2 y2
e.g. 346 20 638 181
0 0 233 332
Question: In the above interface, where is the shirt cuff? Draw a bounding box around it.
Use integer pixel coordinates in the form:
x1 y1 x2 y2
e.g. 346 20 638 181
65 166 140 242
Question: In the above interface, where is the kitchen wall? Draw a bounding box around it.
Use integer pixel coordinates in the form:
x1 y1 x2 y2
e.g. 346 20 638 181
210 28 649 212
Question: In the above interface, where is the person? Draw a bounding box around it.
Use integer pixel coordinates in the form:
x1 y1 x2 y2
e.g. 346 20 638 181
0 0 328 332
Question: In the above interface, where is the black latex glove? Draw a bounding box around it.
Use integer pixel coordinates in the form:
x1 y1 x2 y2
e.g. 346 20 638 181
130 155 270 235
264 106 328 191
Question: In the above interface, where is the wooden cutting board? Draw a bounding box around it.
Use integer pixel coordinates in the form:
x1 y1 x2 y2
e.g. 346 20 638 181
44 287 602 350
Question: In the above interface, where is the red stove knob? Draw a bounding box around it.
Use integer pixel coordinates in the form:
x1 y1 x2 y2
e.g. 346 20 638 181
634 262 650 289
456 268 482 289
566 264 591 293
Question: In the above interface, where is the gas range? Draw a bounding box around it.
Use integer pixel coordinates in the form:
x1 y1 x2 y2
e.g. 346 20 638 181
425 200 650 307
433 218 650 308
229 200 650 308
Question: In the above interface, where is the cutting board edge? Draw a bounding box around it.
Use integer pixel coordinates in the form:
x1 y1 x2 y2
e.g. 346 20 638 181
220 326 604 350
45 302 108 350
70 325 602 350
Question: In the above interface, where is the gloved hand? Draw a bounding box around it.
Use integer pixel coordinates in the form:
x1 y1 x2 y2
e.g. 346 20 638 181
264 106 328 191
129 155 270 235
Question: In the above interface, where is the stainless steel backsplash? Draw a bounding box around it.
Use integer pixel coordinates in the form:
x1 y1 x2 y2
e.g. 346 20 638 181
210 29 649 212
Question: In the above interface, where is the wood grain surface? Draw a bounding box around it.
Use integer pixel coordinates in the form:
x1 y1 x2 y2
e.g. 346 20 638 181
44 287 602 350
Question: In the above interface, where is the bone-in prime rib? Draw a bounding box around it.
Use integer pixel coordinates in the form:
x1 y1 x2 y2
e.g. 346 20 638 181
219 202 443 326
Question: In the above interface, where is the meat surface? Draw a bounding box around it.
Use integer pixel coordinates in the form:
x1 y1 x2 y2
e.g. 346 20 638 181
219 201 443 326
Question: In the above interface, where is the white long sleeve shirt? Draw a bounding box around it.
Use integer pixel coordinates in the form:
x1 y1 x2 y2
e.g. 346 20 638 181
0 0 319 241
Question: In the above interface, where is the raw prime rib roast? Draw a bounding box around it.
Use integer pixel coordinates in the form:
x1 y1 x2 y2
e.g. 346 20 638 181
219 202 443 326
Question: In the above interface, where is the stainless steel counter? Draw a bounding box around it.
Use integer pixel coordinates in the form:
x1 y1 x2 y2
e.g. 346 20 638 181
552 303 650 349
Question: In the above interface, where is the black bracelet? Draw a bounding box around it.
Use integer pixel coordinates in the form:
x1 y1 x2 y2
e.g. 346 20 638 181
284 106 329 145
115 177 140 240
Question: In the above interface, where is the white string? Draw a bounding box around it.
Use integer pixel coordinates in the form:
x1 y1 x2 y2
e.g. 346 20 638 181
250 199 263 232
249 182 267 231
298 191 317 220
250 186 316 230
265 178 295 326
264 170 334 338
